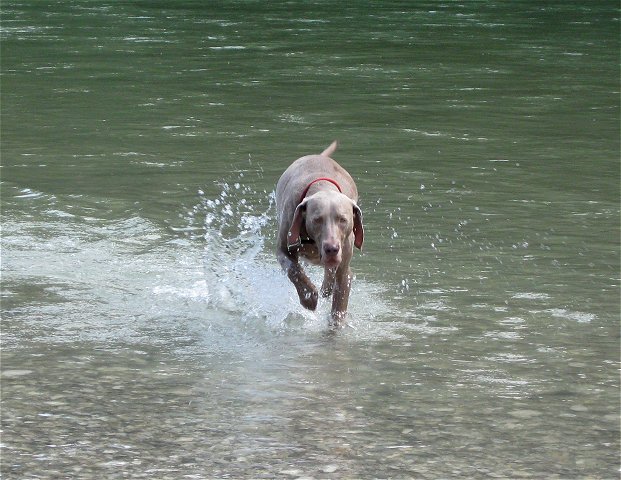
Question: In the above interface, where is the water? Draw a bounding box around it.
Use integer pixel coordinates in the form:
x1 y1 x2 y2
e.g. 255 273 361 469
1 1 619 478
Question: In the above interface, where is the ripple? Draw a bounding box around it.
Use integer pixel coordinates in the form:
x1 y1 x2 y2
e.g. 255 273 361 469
14 188 46 199
122 36 177 43
209 45 246 50
512 292 551 300
546 308 596 323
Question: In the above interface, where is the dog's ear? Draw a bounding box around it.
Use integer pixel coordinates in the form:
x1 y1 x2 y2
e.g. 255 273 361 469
287 199 308 250
353 203 364 250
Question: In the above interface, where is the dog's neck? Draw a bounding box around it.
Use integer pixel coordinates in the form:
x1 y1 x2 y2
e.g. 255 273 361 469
299 178 342 203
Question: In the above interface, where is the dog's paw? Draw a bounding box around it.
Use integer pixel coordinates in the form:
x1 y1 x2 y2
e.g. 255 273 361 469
299 287 319 311
320 285 333 298
329 310 348 329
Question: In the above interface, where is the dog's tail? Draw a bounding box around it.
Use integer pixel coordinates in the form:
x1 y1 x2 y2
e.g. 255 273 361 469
320 140 338 158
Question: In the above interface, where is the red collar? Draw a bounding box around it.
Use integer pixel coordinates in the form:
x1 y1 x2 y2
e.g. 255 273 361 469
299 177 342 203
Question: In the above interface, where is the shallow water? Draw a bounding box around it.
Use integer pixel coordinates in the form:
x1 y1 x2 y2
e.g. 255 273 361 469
2 1 620 478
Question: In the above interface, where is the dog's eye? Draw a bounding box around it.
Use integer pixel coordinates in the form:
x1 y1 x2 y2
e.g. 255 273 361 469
337 216 348 225
312 216 323 225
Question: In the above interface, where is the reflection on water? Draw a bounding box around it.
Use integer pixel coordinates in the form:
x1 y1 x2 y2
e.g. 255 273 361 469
2 0 619 478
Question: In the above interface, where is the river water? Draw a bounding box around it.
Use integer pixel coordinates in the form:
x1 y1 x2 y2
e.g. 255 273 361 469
1 1 619 479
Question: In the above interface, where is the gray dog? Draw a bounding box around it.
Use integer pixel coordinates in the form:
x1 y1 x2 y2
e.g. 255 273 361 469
276 141 364 326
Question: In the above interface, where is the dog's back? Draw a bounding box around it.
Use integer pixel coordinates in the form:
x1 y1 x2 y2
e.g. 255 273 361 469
276 142 358 224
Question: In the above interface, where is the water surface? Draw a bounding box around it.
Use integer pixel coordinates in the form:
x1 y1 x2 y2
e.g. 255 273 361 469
2 1 619 478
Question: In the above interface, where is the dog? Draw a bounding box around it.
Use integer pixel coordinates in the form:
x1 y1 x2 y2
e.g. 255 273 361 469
276 141 364 326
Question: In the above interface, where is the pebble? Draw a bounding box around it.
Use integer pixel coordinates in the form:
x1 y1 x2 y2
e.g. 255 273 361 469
570 404 588 412
322 465 338 473
508 409 542 419
1 369 33 378
281 469 303 476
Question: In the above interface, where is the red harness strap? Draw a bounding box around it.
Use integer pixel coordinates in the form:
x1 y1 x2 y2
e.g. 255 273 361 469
299 177 342 203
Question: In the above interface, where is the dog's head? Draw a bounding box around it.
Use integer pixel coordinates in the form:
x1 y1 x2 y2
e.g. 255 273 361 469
287 190 364 267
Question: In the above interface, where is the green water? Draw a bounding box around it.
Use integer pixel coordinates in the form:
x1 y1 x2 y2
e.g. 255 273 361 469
2 2 619 478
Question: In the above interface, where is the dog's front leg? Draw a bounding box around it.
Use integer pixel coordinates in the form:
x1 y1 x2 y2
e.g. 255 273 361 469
320 267 336 298
277 250 318 311
330 264 353 326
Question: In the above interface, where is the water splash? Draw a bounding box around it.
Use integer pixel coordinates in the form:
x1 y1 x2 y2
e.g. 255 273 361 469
191 181 323 330
188 178 397 334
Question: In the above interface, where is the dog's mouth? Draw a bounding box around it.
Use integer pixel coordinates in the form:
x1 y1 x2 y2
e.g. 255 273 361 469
321 254 341 268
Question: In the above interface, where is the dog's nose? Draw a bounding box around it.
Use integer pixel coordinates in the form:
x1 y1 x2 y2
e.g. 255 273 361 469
323 243 340 256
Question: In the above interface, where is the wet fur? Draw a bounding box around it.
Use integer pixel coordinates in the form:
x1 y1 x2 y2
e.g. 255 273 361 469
275 141 364 327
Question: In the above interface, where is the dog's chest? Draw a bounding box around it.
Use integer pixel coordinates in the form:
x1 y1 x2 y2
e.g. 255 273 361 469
297 241 321 265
